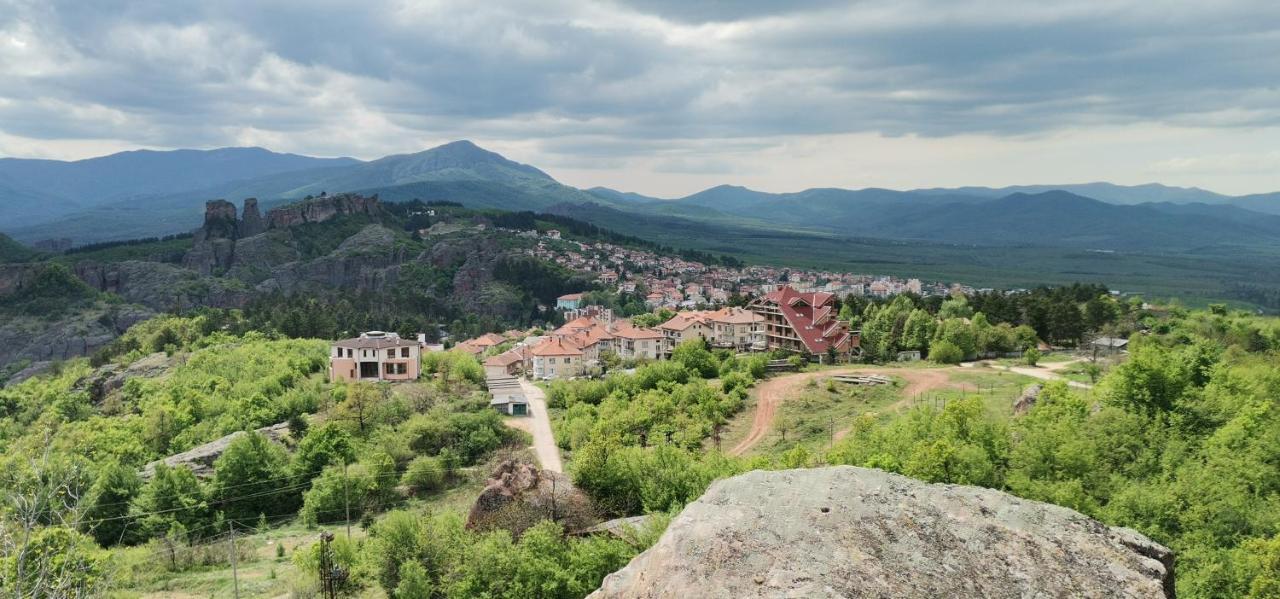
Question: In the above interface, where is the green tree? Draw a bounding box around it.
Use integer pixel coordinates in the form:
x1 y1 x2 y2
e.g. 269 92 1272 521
80 461 142 547
212 432 296 521
1023 347 1041 366
395 561 433 598
929 340 964 365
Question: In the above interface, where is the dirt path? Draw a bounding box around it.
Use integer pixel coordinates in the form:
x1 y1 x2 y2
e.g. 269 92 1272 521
728 366 970 456
509 379 563 473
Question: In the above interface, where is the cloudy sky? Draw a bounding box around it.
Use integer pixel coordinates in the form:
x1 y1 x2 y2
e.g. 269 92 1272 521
2 0 1279 196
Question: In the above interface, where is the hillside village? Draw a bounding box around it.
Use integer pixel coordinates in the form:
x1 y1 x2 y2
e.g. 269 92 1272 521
520 227 970 310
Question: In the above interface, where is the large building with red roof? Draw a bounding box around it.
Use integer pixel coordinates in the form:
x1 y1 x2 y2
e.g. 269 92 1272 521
748 286 859 360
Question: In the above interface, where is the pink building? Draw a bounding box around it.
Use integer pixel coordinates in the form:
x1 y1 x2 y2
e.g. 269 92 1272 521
329 331 421 383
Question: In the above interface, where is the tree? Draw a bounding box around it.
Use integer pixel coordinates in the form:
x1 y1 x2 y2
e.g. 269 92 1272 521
132 463 209 541
395 561 433 598
671 338 717 378
1023 347 1041 367
80 461 142 547
212 432 296 521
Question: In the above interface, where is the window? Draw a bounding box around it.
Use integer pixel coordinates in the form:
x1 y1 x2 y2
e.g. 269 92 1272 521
387 349 395 359
347 349 353 358
401 347 410 358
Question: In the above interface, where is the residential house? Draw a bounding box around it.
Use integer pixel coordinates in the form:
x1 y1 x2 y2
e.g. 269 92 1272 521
556 293 585 310
657 311 715 356
703 307 766 351
609 321 665 361
329 331 421 383
484 351 525 378
530 337 584 379
748 286 859 361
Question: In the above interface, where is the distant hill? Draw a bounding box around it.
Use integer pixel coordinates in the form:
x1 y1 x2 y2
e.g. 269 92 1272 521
0 232 38 263
0 147 359 229
4 141 616 244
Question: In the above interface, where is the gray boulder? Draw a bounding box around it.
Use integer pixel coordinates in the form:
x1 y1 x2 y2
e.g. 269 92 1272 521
590 466 1173 598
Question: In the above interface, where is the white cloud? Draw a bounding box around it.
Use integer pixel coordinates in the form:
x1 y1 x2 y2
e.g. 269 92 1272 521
1 0 1278 195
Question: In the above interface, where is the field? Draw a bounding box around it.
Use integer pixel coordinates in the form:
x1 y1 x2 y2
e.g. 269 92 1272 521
718 364 1042 458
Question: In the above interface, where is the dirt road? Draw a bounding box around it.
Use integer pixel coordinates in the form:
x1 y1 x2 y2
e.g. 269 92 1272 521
999 358 1093 390
727 366 972 456
511 379 563 473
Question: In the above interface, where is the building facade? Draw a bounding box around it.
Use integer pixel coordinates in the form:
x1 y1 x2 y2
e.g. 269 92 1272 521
748 286 859 360
329 331 421 383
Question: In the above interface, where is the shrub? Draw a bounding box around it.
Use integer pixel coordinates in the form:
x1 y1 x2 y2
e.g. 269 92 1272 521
401 456 446 495
929 340 964 364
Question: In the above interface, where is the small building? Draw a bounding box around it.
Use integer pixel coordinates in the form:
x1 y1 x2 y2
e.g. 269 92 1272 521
556 293 585 310
1090 336 1129 355
484 351 525 378
330 331 421 383
487 376 529 415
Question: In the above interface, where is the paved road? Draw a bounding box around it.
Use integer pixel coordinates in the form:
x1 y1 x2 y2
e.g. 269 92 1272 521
517 378 563 473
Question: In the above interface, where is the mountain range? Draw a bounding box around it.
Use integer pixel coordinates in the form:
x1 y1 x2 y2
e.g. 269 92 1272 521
3 140 1280 307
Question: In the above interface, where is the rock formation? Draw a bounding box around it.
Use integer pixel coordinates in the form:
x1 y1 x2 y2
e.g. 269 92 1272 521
1013 383 1043 415
141 422 291 479
72 351 180 404
264 193 381 229
467 459 596 537
590 466 1174 598
182 199 240 274
238 197 266 238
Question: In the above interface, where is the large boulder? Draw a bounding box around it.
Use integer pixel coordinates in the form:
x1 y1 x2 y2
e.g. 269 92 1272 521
590 466 1174 598
467 460 596 537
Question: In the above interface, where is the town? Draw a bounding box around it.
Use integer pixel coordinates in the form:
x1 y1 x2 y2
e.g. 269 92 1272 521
522 228 972 310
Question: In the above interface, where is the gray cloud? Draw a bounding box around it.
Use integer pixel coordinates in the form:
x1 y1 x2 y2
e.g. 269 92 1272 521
1 0 1279 183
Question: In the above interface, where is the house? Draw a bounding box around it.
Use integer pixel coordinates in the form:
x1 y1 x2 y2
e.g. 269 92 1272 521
530 337 584 379
657 312 715 356
454 332 506 356
484 351 526 378
748 286 859 361
703 307 765 351
556 293 585 310
329 331 421 383
487 376 529 415
609 321 665 361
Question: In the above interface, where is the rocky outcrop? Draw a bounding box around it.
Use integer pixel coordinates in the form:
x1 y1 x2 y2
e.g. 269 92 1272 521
72 351 180 404
0 304 155 375
467 460 596 537
238 198 266 238
1013 383 1043 415
142 422 291 479
74 260 251 311
183 200 240 274
590 466 1174 598
264 193 381 229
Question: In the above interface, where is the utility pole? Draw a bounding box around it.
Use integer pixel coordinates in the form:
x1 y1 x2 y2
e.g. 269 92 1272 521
342 460 351 541
228 521 240 599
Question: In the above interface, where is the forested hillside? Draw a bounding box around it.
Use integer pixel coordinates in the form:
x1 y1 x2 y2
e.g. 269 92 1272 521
2 283 1279 596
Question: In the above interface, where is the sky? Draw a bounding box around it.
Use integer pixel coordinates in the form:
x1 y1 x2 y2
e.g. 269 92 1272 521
2 0 1279 197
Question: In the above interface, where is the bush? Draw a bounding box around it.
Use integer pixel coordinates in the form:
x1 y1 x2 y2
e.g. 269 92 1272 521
401 456 446 495
1023 347 1042 366
929 340 964 364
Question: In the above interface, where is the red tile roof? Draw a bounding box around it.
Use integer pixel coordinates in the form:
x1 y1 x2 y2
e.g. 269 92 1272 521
531 337 584 357
754 286 855 354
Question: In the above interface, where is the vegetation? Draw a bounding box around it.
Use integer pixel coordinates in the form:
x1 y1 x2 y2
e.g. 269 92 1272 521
826 307 1280 597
